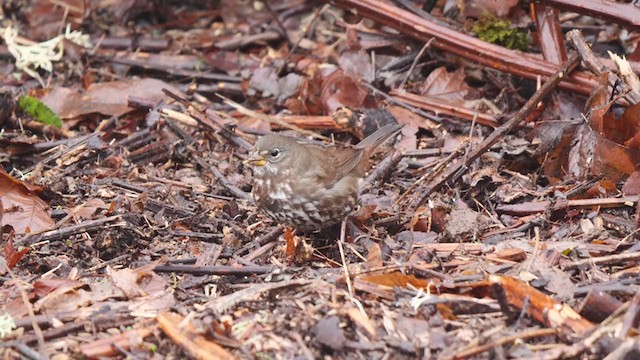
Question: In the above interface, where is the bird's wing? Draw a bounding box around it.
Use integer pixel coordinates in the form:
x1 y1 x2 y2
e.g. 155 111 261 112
307 145 364 187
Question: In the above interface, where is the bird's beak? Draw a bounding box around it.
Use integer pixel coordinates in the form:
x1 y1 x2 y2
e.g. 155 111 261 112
243 155 267 167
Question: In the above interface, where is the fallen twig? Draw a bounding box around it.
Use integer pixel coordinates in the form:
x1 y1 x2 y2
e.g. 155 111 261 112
566 29 640 104
409 54 581 209
391 91 500 127
153 264 274 276
18 215 126 246
536 0 640 31
443 328 558 360
496 195 639 215
562 251 640 270
330 0 596 95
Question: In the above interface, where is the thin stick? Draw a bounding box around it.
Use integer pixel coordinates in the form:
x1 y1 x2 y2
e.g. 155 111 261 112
363 82 442 124
398 38 435 90
194 156 251 201
524 227 542 272
395 145 463 206
338 219 354 296
277 5 327 75
218 94 330 140
443 328 558 360
153 264 274 276
411 54 581 209
6 267 45 349
562 251 640 270
264 0 292 45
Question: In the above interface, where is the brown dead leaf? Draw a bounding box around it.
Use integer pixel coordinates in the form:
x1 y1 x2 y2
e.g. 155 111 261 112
109 267 148 299
33 277 85 297
3 237 29 269
366 242 383 269
0 168 54 234
72 198 108 220
238 116 271 133
533 94 583 170
284 70 324 115
585 72 612 134
585 179 618 198
387 106 421 151
486 275 593 333
603 102 640 150
33 280 92 313
0 136 40 156
284 227 296 262
623 171 640 195
536 88 640 182
27 0 87 40
321 70 375 114
42 78 178 119
108 263 166 300
79 327 156 358
359 271 439 290
592 126 640 180
420 67 470 104
157 312 235 360
581 72 640 179
350 204 377 227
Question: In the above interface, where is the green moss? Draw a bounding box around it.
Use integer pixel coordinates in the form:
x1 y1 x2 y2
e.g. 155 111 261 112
472 17 529 51
18 95 63 128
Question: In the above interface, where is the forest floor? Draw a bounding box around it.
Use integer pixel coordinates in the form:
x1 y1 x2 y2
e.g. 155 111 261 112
2 0 640 359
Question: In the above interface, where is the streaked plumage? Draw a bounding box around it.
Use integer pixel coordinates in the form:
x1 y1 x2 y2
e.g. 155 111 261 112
245 124 402 230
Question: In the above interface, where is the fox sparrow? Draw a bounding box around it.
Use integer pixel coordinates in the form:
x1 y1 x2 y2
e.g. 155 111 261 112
244 124 402 230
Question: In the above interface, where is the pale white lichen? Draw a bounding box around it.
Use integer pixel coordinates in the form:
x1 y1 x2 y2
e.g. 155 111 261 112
0 311 16 338
1 25 91 87
409 283 433 310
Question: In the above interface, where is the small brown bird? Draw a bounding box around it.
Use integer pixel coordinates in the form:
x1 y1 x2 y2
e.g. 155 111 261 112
244 124 402 230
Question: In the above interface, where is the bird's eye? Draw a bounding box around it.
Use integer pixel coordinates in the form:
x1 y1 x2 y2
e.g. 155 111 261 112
270 149 281 157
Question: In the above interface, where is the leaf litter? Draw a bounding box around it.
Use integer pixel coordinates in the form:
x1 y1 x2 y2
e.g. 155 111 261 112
1 1 640 359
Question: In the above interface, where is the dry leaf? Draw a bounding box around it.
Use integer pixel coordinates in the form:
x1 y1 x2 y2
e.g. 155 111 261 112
0 168 53 234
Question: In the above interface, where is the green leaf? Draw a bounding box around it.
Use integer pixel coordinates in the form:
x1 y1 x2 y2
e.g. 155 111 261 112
18 95 63 129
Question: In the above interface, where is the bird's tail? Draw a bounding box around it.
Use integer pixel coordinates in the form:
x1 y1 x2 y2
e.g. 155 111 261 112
355 123 403 151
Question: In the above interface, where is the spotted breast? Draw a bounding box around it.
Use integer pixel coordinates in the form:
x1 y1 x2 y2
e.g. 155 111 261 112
245 124 402 230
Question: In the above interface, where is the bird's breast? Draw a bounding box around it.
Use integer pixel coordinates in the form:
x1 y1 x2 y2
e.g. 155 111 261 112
251 168 361 229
